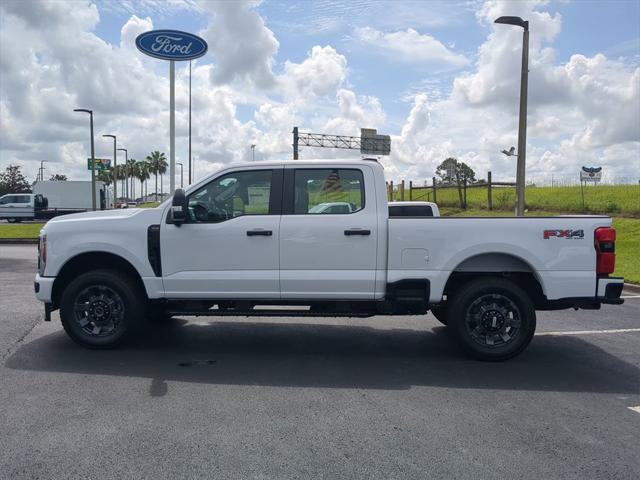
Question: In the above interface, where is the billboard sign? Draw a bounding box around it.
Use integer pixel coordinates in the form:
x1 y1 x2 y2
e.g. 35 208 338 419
360 128 391 156
87 158 111 171
135 30 208 61
580 166 602 183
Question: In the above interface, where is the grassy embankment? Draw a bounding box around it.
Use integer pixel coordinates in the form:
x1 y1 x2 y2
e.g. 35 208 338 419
406 184 640 217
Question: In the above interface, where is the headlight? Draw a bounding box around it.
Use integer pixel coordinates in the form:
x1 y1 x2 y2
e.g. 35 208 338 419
38 234 46 275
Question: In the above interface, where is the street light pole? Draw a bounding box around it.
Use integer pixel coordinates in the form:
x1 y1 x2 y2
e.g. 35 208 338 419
117 148 128 200
495 16 529 217
74 108 96 210
103 134 117 207
177 162 183 189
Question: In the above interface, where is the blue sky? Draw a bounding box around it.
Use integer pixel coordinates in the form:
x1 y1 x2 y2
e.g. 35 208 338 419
1 0 639 183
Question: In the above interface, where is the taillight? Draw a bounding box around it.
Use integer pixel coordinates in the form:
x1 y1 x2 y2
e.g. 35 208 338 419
595 227 615 276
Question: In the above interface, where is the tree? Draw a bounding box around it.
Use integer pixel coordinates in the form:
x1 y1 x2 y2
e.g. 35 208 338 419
435 158 477 209
135 160 151 199
126 158 137 199
0 165 31 196
146 151 167 201
96 170 112 186
49 174 68 181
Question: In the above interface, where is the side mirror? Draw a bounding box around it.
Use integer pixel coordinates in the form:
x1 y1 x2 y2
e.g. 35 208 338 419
170 189 188 225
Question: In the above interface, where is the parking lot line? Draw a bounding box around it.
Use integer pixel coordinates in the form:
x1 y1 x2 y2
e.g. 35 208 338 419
536 328 640 337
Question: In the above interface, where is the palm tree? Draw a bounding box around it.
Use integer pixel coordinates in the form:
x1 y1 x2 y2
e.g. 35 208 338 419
126 158 137 200
146 151 167 201
136 161 151 201
114 164 126 201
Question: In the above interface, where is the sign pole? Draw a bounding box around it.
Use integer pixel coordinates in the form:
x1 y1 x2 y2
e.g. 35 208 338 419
89 112 96 211
169 60 175 195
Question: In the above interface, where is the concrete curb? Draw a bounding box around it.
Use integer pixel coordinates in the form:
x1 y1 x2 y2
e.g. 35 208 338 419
623 283 640 294
0 238 38 245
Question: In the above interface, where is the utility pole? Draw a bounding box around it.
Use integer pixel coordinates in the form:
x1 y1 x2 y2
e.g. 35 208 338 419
293 126 299 160
495 16 529 217
74 108 96 210
188 60 192 185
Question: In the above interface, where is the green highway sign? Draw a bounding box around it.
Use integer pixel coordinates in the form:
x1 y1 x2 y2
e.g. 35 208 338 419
87 158 111 171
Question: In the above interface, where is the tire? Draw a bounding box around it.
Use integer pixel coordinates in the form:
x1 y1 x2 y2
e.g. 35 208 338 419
59 269 146 349
7 218 16 223
430 305 448 325
448 278 536 361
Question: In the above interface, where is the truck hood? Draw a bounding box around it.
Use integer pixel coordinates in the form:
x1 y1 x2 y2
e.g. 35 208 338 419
41 207 165 233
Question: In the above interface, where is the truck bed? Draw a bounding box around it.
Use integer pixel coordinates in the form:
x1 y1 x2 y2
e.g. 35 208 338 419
387 215 614 302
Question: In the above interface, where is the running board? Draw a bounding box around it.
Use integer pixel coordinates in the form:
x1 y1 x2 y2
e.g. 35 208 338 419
166 309 374 318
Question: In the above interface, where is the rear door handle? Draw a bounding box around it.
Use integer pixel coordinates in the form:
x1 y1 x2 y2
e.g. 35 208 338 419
344 229 371 236
246 229 273 236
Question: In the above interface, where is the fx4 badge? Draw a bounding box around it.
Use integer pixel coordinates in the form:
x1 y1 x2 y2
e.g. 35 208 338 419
543 229 584 239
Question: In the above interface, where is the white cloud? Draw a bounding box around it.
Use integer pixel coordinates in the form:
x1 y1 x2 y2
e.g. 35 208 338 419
353 27 469 67
282 46 348 98
200 0 279 89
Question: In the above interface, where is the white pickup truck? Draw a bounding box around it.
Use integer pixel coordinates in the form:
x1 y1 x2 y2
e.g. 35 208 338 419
34 159 624 360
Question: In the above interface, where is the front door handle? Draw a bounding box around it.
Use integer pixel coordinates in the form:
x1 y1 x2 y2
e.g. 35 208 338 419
247 229 273 236
344 229 371 236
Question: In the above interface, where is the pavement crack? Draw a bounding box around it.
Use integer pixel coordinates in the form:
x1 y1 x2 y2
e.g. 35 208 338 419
1 313 41 362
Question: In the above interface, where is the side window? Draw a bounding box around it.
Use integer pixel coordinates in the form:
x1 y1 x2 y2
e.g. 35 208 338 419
0 196 12 205
16 195 30 204
294 169 364 214
187 169 272 223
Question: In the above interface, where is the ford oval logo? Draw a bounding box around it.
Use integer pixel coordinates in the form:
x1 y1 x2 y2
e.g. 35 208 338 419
135 29 208 61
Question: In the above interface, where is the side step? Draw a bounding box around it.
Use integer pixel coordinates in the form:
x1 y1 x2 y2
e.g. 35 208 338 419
166 309 374 318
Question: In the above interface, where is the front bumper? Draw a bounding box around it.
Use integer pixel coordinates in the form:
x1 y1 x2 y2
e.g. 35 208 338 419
34 274 55 303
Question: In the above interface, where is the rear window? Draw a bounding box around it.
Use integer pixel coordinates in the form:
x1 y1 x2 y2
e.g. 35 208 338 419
389 205 433 217
294 169 364 215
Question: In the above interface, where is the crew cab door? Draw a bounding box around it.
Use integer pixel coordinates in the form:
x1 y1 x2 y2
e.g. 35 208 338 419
279 166 378 299
161 168 283 299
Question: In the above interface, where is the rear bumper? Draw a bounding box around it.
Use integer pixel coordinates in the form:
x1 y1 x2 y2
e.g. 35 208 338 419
34 274 54 303
597 276 624 305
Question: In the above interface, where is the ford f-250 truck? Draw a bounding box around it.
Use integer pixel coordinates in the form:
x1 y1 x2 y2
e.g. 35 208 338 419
34 159 624 360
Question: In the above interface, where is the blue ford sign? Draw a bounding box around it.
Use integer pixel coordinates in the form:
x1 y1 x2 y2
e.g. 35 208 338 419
135 29 208 61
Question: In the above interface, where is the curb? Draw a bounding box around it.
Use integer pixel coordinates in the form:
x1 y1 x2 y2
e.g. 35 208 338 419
0 238 38 244
624 283 640 295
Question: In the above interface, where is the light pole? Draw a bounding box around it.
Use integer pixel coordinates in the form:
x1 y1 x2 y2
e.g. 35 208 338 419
495 15 529 217
177 162 184 188
73 108 96 210
117 148 128 200
251 144 256 161
102 134 117 207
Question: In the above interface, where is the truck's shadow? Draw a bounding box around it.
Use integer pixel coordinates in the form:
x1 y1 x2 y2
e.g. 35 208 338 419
5 318 639 394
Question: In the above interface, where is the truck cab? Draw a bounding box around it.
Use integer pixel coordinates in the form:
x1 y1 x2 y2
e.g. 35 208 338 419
34 159 624 360
0 193 34 222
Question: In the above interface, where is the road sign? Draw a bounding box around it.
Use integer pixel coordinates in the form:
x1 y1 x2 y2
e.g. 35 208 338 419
580 166 602 183
87 158 111 171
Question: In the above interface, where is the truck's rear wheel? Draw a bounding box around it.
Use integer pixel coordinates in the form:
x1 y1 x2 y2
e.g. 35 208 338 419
59 269 145 348
449 278 536 361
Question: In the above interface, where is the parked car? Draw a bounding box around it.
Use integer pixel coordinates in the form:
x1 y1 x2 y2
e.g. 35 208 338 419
389 201 440 217
34 159 624 360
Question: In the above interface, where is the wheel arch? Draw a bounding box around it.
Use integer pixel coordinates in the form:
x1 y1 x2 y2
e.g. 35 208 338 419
52 251 147 306
442 252 546 307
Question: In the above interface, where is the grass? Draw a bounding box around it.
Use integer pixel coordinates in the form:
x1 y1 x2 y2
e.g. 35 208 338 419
137 202 161 208
440 207 640 284
0 223 44 239
403 183 640 217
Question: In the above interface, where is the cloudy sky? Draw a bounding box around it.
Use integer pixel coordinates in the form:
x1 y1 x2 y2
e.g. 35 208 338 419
1 0 639 186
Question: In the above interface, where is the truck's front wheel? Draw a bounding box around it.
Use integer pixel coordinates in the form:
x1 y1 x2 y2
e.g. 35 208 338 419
59 269 145 348
449 278 536 361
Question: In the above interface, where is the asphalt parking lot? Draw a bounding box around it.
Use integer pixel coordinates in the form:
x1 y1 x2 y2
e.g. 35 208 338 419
1 244 639 479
